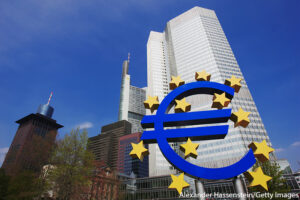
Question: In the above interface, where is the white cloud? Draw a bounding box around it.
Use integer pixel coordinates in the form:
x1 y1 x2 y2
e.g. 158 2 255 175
0 147 9 166
275 148 285 153
0 147 9 154
75 122 93 129
291 141 300 147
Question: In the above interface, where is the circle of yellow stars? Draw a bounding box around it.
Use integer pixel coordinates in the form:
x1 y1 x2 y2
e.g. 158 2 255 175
212 92 230 109
244 167 272 191
143 96 159 113
195 70 211 81
249 140 274 162
168 173 190 194
130 72 274 194
225 75 242 93
180 138 199 159
129 141 149 161
231 108 251 128
245 139 274 191
175 98 191 113
169 76 185 90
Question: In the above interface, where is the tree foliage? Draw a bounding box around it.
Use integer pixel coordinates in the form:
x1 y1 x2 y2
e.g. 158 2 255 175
47 129 95 200
0 133 56 200
6 170 40 200
0 168 10 200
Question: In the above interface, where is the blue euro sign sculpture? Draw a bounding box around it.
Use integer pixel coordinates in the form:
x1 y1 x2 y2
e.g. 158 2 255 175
141 81 256 180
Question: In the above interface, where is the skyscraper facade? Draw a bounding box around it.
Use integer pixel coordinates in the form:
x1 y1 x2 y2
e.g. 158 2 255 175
118 57 147 134
88 120 131 170
117 132 149 178
147 7 273 176
1 103 63 175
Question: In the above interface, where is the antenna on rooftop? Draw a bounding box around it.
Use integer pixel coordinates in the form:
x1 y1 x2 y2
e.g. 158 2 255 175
47 92 53 105
37 92 54 118
128 52 130 63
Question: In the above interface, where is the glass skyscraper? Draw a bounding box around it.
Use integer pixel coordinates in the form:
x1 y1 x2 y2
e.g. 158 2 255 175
147 6 274 177
119 57 146 133
118 132 149 178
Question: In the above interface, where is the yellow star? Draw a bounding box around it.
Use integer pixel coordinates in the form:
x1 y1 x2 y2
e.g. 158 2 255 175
168 173 190 194
211 92 231 109
169 76 185 90
180 138 199 158
225 75 242 93
195 70 211 81
129 141 149 161
230 108 250 128
144 96 159 113
248 140 274 162
175 98 191 113
244 167 272 191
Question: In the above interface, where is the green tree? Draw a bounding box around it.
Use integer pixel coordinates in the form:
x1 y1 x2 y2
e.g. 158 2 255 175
248 160 290 199
48 129 94 200
3 133 56 200
0 168 10 199
6 170 39 200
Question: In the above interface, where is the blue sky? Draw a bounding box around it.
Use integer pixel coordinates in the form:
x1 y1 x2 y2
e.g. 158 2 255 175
0 0 299 170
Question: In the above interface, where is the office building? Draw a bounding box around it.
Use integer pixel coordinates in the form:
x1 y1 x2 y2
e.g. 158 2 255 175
117 132 149 178
276 159 300 193
118 55 147 133
293 170 300 187
119 175 242 200
88 120 131 170
147 6 274 176
1 102 63 175
283 174 300 193
277 159 293 175
88 161 119 200
119 175 190 200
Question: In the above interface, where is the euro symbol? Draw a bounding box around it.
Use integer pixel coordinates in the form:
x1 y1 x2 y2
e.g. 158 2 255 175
141 81 256 180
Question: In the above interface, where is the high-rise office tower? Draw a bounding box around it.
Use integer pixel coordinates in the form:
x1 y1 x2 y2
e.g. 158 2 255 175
88 120 131 170
118 55 147 134
117 132 149 178
1 100 63 175
147 7 273 177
